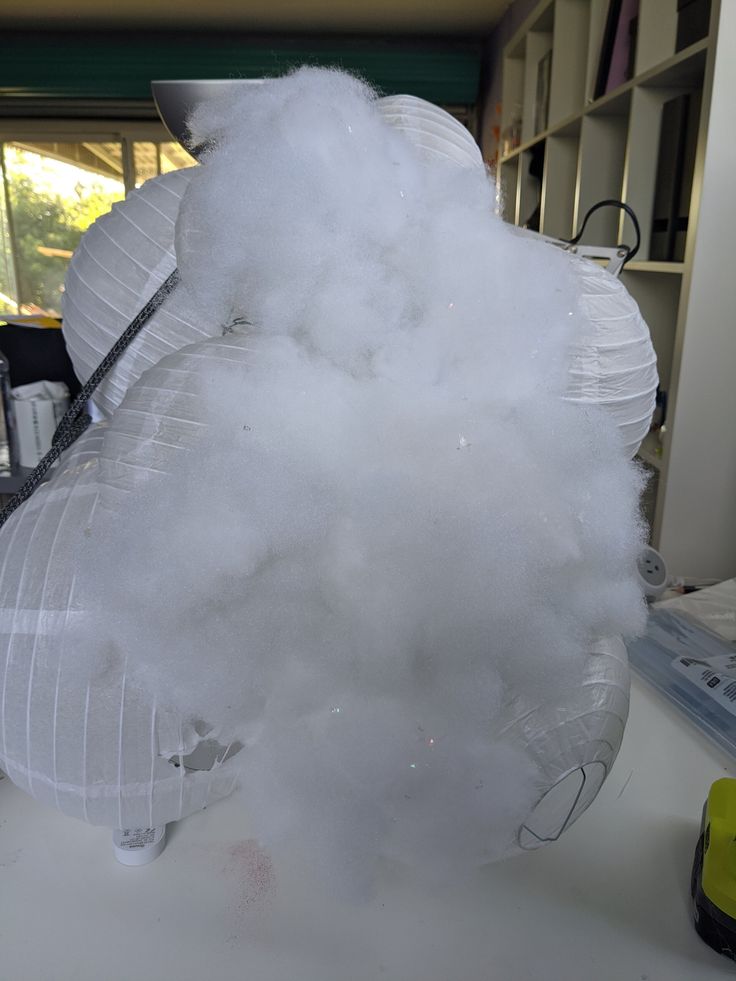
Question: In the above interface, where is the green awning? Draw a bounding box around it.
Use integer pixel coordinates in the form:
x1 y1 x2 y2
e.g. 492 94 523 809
0 31 481 107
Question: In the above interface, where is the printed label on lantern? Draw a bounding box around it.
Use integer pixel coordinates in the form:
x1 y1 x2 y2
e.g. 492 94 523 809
119 828 158 850
673 657 736 716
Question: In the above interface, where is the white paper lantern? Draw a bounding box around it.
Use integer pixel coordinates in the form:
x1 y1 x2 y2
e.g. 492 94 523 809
377 95 485 171
378 96 657 457
64 94 657 460
0 340 251 828
62 167 221 419
503 636 629 848
564 255 658 458
0 329 629 848
0 85 638 850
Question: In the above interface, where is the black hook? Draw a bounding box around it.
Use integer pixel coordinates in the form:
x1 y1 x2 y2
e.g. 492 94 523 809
565 199 641 265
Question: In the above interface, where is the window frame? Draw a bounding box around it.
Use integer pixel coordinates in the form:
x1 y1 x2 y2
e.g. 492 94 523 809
0 118 178 194
0 118 189 315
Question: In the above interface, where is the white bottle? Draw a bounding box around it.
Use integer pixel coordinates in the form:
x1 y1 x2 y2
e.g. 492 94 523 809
112 826 167 866
0 347 18 476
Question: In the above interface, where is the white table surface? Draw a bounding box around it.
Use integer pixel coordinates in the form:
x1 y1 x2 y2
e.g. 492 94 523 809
1 673 734 981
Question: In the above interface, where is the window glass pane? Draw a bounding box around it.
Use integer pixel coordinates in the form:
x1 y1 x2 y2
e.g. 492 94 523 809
0 158 19 315
133 141 159 186
0 142 124 316
134 140 196 186
159 141 196 173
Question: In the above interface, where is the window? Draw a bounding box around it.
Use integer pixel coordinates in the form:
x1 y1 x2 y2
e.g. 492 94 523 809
0 121 195 317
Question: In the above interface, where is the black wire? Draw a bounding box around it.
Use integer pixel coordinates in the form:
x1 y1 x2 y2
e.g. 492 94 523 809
0 268 181 529
565 199 641 265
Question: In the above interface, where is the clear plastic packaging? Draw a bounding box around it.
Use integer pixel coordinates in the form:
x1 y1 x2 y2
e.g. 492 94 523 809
626 580 736 760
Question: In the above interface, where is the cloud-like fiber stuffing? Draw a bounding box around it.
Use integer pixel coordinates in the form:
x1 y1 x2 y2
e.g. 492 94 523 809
7 68 647 889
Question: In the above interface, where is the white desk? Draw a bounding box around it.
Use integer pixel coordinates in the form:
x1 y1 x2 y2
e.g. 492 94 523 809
1 674 734 981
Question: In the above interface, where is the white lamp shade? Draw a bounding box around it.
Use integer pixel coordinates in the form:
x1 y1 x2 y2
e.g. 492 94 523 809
152 78 265 155
62 167 220 419
565 256 658 458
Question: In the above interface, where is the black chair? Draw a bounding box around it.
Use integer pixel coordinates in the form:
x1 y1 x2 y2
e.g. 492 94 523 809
0 320 81 397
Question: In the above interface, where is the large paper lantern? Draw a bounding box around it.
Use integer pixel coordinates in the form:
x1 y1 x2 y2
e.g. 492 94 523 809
0 341 248 827
0 327 630 845
62 166 221 419
0 75 642 866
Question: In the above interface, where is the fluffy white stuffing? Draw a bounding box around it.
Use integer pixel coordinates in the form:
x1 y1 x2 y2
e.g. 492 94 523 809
72 67 646 886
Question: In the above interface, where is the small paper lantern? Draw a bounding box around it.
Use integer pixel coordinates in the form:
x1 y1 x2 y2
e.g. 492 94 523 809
62 167 219 418
503 636 629 848
564 255 658 458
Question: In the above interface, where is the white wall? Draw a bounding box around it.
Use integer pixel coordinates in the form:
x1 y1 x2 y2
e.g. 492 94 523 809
656 0 736 580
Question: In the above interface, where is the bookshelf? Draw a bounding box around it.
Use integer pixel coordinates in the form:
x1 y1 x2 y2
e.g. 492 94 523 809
496 0 736 580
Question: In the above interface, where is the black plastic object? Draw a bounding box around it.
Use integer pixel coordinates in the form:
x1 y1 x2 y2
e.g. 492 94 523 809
691 803 736 961
0 347 19 474
0 321 81 397
676 0 712 52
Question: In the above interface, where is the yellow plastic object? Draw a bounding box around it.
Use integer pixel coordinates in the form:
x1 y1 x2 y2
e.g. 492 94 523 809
701 778 736 920
0 316 61 329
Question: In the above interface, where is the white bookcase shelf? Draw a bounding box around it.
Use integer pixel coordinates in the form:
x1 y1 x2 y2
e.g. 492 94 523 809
624 261 684 273
496 0 736 579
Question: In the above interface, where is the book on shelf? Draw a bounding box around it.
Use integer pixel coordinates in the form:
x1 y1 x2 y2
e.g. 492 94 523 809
676 0 712 52
674 93 701 261
522 142 545 232
650 92 701 262
594 0 621 99
625 12 638 81
533 50 552 135
594 0 640 100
